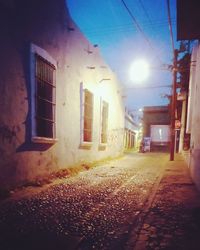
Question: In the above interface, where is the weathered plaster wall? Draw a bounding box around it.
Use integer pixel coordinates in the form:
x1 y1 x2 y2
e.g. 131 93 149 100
0 0 124 188
187 42 200 191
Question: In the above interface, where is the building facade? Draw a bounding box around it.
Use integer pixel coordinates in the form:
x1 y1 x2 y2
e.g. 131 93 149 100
0 0 125 189
142 106 171 151
177 0 200 190
124 109 140 150
185 43 200 190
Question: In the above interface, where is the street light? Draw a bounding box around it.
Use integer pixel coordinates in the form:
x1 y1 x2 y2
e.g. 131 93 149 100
129 59 150 83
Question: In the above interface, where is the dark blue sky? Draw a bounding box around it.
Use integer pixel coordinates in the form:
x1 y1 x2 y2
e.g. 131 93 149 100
67 0 177 111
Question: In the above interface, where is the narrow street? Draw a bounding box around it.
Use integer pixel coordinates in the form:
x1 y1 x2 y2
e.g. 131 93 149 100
1 2 200 250
0 153 200 250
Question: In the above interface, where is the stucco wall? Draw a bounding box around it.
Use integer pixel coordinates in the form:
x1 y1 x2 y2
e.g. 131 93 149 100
186 42 200 191
0 0 125 188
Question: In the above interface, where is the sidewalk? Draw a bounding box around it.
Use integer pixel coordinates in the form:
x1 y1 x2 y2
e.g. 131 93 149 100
133 154 200 250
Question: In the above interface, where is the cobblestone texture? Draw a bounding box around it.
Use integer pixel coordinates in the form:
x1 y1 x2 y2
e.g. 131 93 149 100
0 153 200 250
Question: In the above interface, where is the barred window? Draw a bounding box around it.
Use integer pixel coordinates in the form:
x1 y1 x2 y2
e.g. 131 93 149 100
35 55 56 138
30 44 57 143
83 89 93 142
100 100 108 144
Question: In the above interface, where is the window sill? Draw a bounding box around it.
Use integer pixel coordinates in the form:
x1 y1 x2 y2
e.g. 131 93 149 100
98 143 107 151
79 142 93 150
32 136 58 144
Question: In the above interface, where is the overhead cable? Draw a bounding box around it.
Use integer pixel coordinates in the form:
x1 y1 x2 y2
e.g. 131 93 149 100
84 19 176 36
166 0 175 55
121 0 163 65
138 0 153 28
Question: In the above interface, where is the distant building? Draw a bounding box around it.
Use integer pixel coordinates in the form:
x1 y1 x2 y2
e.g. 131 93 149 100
124 109 140 150
142 106 170 151
0 0 125 189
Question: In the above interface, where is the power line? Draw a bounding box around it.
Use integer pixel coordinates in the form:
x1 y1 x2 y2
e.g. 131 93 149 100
121 0 163 65
138 0 153 28
166 0 175 55
84 19 176 36
123 84 172 90
83 18 176 32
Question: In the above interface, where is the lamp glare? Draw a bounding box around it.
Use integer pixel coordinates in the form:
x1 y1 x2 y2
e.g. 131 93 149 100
130 59 150 83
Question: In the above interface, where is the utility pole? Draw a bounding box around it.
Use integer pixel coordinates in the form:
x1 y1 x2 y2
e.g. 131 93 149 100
170 49 178 161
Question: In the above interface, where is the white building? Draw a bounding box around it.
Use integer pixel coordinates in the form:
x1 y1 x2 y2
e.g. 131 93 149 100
0 0 125 189
185 42 200 190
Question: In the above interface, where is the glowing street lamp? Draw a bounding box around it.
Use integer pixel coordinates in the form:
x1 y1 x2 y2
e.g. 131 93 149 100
129 59 150 83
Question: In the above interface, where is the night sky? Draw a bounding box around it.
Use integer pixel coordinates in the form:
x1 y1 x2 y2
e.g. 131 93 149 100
67 0 177 111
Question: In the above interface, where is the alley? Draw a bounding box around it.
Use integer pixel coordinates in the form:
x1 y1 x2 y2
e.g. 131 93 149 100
1 1 200 250
0 153 200 250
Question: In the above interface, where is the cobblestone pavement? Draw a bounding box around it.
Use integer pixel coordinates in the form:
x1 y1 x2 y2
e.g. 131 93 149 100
0 153 200 250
